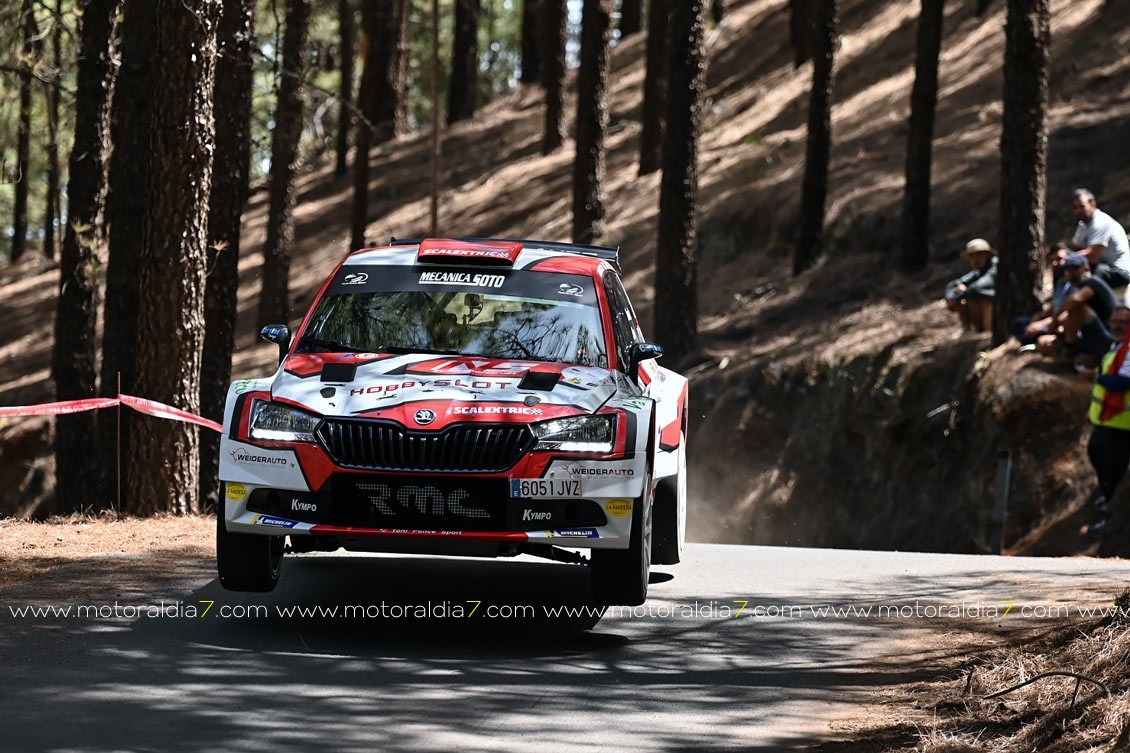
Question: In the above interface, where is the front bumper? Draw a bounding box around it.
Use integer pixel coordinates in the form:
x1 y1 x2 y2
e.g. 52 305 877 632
220 444 643 550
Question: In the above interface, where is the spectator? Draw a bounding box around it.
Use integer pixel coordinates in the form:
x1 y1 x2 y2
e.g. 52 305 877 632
1068 188 1130 291
1015 243 1073 346
943 238 997 333
1085 305 1130 531
1039 253 1116 364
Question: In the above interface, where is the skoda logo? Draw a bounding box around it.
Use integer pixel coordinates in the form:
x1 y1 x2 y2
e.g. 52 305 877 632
414 409 436 425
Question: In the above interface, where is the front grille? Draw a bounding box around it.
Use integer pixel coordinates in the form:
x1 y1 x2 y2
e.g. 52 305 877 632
317 419 534 472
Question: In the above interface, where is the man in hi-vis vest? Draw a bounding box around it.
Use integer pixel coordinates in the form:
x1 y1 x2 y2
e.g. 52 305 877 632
1087 305 1130 523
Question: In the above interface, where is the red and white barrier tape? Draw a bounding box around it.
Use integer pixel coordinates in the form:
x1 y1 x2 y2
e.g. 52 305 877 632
0 394 223 434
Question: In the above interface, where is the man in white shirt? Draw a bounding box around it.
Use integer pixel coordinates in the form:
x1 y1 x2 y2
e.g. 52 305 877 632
1069 188 1130 290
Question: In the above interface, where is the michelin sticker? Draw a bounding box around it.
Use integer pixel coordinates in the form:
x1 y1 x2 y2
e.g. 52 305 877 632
252 514 299 528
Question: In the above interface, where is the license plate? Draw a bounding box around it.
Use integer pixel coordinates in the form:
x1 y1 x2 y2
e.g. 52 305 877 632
510 479 581 498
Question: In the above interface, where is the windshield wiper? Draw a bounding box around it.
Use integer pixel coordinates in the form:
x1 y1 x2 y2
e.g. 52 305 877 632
297 337 365 354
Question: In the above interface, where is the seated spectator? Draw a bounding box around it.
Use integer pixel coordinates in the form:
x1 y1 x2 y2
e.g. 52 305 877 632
1037 253 1117 364
1014 243 1073 346
943 238 997 333
1067 188 1130 291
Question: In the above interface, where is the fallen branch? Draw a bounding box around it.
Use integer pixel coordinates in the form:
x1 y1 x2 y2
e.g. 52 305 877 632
984 670 1110 708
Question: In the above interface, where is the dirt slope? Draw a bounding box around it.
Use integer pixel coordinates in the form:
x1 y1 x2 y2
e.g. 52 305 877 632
2 0 1130 544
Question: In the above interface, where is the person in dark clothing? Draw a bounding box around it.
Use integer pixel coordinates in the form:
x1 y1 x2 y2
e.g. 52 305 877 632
943 238 997 333
1044 253 1117 364
1085 305 1130 539
1014 243 1073 346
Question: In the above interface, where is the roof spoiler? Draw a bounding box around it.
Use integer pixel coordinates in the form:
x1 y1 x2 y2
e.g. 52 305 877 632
390 236 621 271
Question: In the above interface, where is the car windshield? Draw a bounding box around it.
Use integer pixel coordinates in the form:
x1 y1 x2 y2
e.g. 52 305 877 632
298 266 608 367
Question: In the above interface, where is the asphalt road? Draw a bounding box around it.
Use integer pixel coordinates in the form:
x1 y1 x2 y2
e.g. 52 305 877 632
4 544 1130 752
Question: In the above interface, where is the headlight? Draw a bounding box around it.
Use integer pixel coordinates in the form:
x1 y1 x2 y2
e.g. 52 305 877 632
249 400 321 442
531 415 615 453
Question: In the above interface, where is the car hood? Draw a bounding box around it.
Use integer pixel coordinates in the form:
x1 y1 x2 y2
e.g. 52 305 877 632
271 353 622 420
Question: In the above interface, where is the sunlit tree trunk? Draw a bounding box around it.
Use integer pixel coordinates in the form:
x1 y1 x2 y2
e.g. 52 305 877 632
43 0 63 261
12 0 39 263
994 0 1048 345
334 0 355 177
793 0 837 276
520 0 542 84
655 0 707 365
573 0 613 243
258 0 312 327
899 0 945 272
638 0 668 175
99 0 158 511
447 0 481 124
541 0 566 154
127 0 221 516
200 0 257 513
53 0 118 514
619 0 641 38
789 0 817 68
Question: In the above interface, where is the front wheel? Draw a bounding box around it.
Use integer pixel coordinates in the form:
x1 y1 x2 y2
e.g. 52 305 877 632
653 437 687 565
591 472 653 606
216 512 283 592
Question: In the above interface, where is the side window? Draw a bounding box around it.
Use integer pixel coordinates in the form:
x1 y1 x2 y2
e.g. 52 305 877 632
603 270 642 372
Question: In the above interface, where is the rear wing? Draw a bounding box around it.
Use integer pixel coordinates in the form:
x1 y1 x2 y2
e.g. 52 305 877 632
390 236 621 271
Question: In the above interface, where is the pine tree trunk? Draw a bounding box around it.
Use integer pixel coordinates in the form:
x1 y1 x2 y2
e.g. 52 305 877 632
899 0 945 273
351 6 378 250
447 0 481 125
43 0 63 261
334 0 354 177
710 0 725 23
619 0 641 38
572 0 612 244
99 0 157 511
793 0 837 276
127 0 221 517
53 0 118 515
789 0 818 68
258 0 312 327
654 0 706 366
12 0 37 263
520 0 542 84
200 0 256 514
638 0 669 175
370 0 410 143
995 0 1048 345
541 0 566 154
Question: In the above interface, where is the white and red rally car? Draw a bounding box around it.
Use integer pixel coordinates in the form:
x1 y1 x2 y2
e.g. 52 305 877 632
217 237 688 605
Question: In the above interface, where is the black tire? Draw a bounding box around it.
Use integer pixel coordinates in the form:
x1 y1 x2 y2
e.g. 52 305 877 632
652 475 681 565
591 473 653 606
216 512 283 592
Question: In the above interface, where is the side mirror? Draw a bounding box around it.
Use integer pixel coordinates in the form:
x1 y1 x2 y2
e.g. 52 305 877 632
260 324 291 365
628 342 663 380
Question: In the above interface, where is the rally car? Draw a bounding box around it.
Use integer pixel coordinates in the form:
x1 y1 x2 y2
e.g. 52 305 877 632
217 237 688 605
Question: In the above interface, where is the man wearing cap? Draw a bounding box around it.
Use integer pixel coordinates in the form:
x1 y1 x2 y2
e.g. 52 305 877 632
1044 252 1117 364
1068 188 1130 291
943 238 997 332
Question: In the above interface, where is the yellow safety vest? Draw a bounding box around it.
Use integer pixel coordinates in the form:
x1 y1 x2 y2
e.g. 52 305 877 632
1090 350 1130 429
